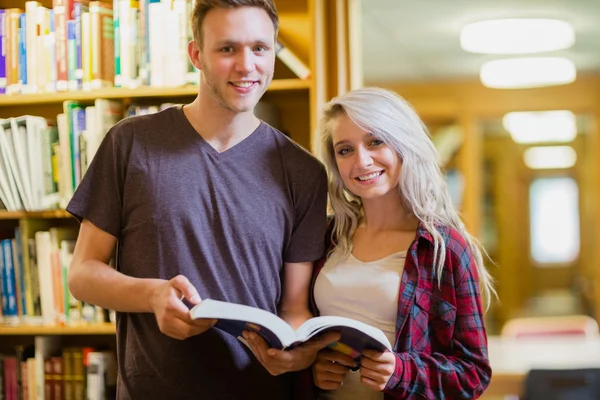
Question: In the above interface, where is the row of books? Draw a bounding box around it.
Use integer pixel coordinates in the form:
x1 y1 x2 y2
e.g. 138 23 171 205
1 342 116 400
0 0 310 96
0 222 114 327
0 99 122 212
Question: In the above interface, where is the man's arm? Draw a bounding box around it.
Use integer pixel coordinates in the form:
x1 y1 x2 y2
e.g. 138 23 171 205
278 261 314 329
68 219 215 339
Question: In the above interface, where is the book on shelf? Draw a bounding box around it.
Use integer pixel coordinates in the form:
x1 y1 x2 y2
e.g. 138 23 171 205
190 299 392 362
275 38 311 80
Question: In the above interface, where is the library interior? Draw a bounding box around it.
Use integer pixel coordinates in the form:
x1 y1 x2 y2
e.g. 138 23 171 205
1 0 600 398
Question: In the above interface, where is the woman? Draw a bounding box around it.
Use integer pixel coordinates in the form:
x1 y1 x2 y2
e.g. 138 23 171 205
309 87 494 399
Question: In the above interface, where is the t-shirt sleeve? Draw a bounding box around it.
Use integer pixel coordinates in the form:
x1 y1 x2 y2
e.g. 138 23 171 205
66 124 127 238
283 163 328 263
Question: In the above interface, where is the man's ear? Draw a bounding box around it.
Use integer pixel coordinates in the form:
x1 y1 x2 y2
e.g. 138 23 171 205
188 40 203 70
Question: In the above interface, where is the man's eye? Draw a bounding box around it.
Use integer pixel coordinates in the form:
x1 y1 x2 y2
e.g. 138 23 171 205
221 47 234 53
254 46 267 52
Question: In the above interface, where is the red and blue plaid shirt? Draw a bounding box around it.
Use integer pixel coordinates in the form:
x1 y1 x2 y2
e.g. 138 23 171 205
298 223 491 399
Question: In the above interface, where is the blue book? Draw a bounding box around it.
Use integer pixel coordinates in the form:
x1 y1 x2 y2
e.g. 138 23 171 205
0 10 6 94
1 239 18 319
18 13 27 88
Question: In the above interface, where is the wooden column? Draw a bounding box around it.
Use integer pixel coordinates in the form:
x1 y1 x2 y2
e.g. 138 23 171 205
457 112 482 236
310 0 362 152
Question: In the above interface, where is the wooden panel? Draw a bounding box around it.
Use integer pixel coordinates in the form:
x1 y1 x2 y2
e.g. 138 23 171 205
0 323 116 335
277 0 311 66
0 210 72 220
376 74 600 118
263 91 311 150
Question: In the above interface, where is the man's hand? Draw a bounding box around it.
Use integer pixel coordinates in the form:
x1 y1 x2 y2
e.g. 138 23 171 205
312 348 357 390
149 275 216 340
242 330 341 376
359 349 396 392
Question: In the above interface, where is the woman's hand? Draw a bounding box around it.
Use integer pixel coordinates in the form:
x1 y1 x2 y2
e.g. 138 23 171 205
242 331 341 376
359 349 396 391
312 348 357 390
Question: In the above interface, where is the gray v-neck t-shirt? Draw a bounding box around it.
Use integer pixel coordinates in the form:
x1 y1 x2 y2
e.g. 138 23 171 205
67 106 328 399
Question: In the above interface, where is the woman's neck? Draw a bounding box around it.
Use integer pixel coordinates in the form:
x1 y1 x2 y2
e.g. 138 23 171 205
361 193 419 233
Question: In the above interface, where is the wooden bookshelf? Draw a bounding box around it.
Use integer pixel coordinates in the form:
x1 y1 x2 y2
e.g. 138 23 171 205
0 323 116 335
0 79 311 106
0 209 72 220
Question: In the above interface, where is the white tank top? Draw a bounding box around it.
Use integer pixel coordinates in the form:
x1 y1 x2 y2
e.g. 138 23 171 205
314 251 406 400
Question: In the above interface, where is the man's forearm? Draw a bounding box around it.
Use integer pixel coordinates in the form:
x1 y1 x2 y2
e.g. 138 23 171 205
69 259 164 313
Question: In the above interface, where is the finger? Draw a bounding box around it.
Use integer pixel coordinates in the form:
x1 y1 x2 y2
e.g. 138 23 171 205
318 349 357 368
247 332 272 362
359 365 384 383
317 370 348 383
316 379 344 391
314 360 351 375
243 332 266 364
189 318 217 329
360 375 383 391
306 331 342 351
362 349 387 361
170 275 201 304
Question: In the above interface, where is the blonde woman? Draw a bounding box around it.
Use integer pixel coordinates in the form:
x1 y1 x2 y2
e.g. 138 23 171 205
309 87 494 399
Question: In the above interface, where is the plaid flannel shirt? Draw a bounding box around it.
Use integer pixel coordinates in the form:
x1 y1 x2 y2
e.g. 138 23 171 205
297 223 491 400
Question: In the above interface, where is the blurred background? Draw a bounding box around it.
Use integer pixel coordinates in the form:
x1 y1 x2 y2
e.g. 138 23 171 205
358 0 600 334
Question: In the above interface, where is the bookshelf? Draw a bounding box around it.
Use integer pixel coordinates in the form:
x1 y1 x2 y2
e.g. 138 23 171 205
0 0 357 338
0 323 115 335
0 79 311 106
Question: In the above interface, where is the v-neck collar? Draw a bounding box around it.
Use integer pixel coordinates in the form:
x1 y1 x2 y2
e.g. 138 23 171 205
176 105 265 159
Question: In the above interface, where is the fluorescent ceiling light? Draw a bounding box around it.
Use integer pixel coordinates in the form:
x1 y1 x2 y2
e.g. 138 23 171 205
461 19 575 54
503 110 576 144
524 146 577 169
480 57 576 89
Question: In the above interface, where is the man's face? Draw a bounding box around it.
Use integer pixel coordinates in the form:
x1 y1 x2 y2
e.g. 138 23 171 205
193 6 276 113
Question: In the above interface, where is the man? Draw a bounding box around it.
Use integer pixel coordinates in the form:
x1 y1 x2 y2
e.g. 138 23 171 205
67 1 332 398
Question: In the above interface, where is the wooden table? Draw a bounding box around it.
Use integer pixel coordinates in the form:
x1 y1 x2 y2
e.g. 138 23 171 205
484 335 600 397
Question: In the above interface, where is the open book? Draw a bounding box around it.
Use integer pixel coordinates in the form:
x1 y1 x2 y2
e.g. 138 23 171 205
190 299 392 361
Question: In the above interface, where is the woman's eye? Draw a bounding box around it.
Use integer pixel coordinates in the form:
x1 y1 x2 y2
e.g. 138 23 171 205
337 148 351 156
371 138 384 146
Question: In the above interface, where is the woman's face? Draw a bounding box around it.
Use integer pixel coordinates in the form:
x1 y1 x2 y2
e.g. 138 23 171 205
330 114 402 201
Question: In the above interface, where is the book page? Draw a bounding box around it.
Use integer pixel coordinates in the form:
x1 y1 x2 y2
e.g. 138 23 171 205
189 299 299 348
296 316 392 359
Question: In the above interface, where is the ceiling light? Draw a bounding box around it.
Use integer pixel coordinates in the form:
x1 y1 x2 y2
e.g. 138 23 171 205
460 19 575 54
524 146 577 169
480 57 576 89
503 110 576 144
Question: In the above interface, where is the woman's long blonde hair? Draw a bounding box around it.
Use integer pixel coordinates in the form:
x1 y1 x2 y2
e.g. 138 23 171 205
318 87 496 309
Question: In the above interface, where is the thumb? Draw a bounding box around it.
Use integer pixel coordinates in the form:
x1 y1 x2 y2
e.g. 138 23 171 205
170 275 201 305
309 331 342 350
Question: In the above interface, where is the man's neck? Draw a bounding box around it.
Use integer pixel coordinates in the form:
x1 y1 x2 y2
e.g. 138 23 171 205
184 96 260 153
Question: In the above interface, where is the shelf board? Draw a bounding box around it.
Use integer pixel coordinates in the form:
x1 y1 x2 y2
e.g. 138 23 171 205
0 79 311 106
0 323 116 335
0 209 72 220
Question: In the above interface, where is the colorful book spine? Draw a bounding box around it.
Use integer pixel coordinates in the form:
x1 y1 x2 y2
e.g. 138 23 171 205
1 239 18 320
67 19 77 89
0 10 6 94
18 13 28 88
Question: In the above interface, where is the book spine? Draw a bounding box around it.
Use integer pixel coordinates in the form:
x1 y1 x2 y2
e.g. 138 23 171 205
275 39 311 80
0 10 6 94
18 13 28 90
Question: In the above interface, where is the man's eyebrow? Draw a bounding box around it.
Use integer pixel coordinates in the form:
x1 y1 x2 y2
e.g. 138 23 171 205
214 39 272 46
